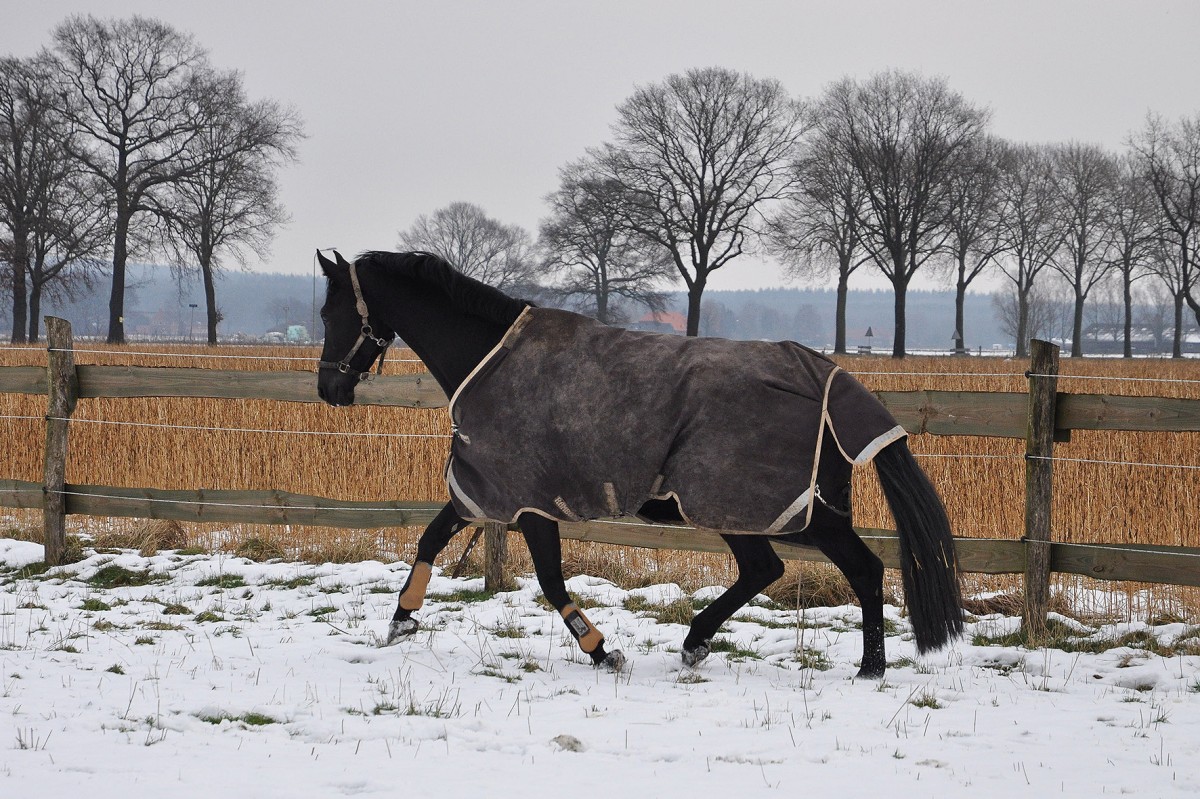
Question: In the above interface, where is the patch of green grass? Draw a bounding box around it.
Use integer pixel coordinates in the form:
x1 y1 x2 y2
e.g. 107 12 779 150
972 620 1200 657
793 648 832 671
161 603 191 615
196 574 246 590
489 622 527 639
198 711 278 726
708 637 761 661
306 606 338 617
10 562 52 581
910 689 943 709
260 576 315 590
80 598 111 612
365 583 394 594
143 620 185 631
194 611 225 623
430 589 494 604
622 596 694 626
87 565 165 589
106 664 125 675
134 636 156 645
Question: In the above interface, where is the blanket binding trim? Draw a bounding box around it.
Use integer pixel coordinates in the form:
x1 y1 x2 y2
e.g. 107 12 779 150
762 366 839 534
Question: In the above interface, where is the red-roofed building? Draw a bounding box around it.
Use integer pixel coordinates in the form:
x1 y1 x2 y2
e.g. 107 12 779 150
633 310 687 334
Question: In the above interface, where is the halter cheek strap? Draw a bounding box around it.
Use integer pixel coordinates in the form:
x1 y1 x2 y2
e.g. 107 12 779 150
318 260 395 381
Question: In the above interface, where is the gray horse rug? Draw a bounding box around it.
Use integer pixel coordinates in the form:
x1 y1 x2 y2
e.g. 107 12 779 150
445 307 905 534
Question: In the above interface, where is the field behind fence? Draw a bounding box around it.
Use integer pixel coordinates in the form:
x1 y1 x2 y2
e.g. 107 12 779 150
2 333 1200 623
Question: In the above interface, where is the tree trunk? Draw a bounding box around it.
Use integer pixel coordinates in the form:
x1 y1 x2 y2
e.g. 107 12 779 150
1122 270 1133 359
891 276 908 358
9 225 29 344
1070 287 1085 358
1173 293 1184 359
107 207 131 344
27 280 42 343
685 277 705 337
1015 282 1031 358
201 254 219 345
834 270 849 354
954 274 967 356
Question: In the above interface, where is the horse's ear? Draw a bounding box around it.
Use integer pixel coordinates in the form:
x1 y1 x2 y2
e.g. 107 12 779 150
316 250 337 276
334 251 351 268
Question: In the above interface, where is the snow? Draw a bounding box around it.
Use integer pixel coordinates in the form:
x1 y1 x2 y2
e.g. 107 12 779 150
1 540 1198 798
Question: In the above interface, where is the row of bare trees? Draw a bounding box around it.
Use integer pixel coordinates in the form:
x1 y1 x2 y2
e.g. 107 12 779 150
0 15 302 344
402 67 1200 357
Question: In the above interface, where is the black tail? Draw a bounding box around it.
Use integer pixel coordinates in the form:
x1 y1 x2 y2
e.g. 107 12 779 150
874 439 963 653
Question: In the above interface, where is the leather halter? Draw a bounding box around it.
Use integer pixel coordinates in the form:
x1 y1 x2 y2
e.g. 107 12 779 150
317 259 395 381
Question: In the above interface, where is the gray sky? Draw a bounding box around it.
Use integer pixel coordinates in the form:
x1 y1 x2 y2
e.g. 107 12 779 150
4 0 1199 290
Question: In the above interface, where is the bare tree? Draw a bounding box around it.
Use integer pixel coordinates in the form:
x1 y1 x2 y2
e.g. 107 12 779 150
539 158 673 323
1107 154 1158 357
1129 113 1200 357
992 282 1061 348
50 15 217 343
156 71 303 344
0 55 108 342
398 201 535 291
993 143 1065 357
822 70 989 357
941 135 1008 354
1047 142 1119 357
0 56 59 342
765 111 870 353
596 67 809 336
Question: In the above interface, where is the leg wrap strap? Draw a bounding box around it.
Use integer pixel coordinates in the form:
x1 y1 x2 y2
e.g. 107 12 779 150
561 603 604 653
399 561 433 611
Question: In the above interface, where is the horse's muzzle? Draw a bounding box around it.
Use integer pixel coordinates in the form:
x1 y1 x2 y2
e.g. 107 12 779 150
317 372 357 407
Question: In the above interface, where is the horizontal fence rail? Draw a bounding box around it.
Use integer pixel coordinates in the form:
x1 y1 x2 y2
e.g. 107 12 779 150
5 363 1200 437
3 320 1200 638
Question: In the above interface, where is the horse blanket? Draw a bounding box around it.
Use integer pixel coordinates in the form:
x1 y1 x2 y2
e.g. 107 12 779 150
445 307 905 534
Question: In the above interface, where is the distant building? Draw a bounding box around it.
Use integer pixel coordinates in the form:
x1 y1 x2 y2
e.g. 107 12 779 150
631 310 687 334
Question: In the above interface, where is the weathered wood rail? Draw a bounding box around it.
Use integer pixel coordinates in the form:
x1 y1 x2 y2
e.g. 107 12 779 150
3 320 1200 635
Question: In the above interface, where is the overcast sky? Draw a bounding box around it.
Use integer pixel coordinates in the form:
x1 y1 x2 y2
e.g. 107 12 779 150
4 1 1199 291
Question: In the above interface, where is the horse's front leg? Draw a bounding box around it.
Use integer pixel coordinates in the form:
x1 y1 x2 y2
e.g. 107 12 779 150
518 513 625 671
386 502 470 645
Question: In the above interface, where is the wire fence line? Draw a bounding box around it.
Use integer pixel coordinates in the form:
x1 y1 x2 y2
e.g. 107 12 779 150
4 411 1200 471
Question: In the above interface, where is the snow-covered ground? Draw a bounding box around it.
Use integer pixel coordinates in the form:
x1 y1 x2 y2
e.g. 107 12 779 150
1 537 1197 798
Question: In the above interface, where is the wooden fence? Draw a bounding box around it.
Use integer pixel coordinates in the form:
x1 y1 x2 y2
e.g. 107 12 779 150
3 319 1200 636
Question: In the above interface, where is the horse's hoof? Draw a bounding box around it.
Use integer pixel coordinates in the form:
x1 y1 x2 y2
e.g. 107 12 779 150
681 641 711 668
600 650 627 672
383 618 418 646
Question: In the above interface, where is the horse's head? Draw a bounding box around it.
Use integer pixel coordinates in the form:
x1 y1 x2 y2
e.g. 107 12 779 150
316 250 396 407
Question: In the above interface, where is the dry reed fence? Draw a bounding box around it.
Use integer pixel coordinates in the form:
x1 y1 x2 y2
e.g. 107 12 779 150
2 342 1199 622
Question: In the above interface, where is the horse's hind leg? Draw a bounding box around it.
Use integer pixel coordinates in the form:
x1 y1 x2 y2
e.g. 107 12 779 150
518 513 625 671
682 535 784 667
386 502 469 645
806 511 887 678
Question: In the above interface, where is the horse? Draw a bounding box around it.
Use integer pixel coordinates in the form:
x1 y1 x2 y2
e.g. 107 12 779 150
315 250 962 677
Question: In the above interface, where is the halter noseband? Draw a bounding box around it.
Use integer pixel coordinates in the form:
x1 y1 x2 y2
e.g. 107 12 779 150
318 259 395 381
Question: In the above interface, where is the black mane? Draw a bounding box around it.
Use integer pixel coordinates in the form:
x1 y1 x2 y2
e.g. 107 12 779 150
356 251 529 328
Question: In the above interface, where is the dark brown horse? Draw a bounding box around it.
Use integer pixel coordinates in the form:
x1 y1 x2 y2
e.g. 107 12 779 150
316 250 962 676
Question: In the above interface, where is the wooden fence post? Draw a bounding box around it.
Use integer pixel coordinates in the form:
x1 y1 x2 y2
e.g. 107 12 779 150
1023 339 1059 642
483 522 513 592
43 317 78 565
